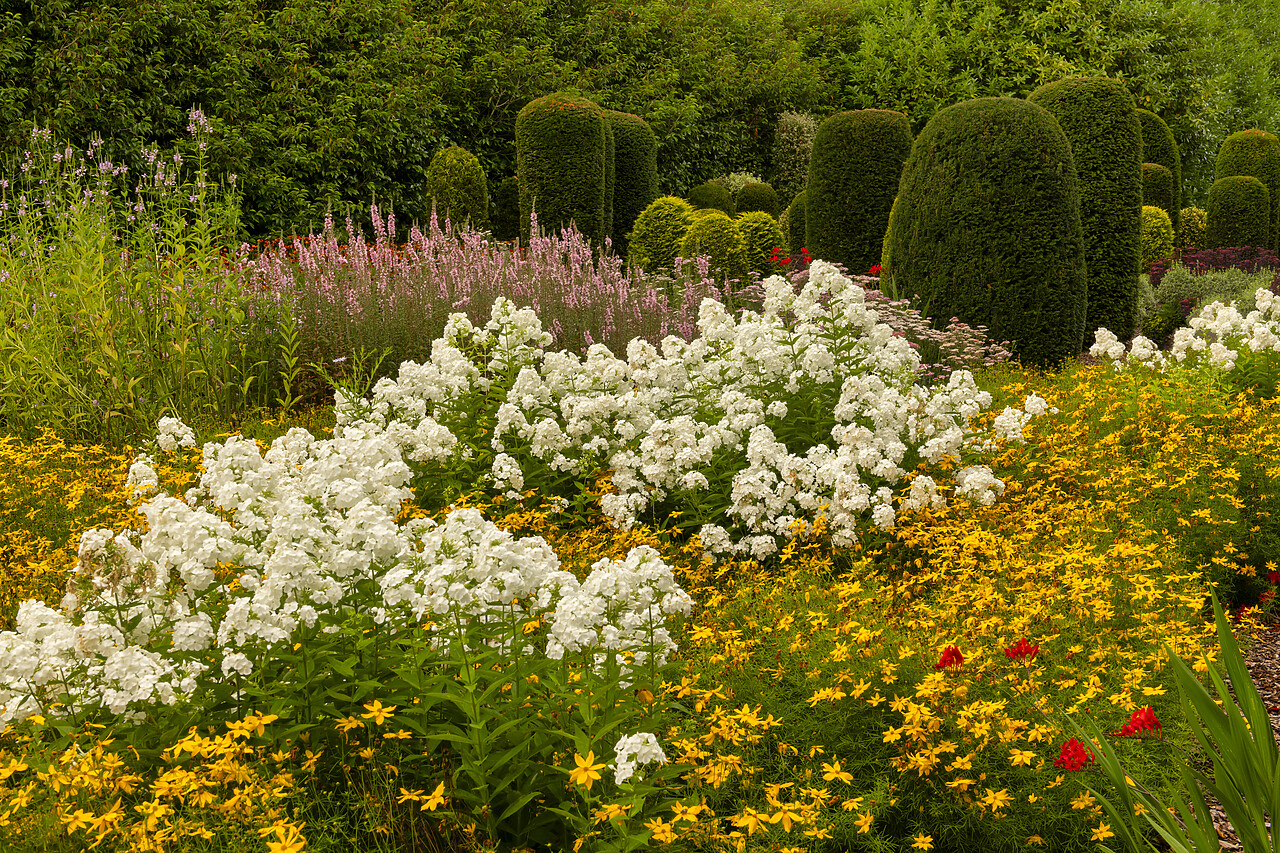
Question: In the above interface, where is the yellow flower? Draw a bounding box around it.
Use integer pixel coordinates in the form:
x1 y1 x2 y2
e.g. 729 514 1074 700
62 808 93 833
334 715 364 733
397 788 423 804
731 808 767 836
1092 822 1115 842
822 760 853 784
1009 748 1036 767
645 818 676 843
1071 792 1097 810
913 833 934 850
1027 835 1045 846
854 811 874 833
569 752 605 790
980 788 1013 811
360 700 397 725
421 781 447 811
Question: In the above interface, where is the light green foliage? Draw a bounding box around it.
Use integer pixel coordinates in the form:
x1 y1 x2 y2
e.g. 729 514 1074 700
679 210 747 282
425 145 489 231
1155 263 1280 316
627 195 695 273
735 182 780 217
1141 205 1176 271
735 210 785 277
708 172 761 205
771 111 819 201
1177 205 1208 250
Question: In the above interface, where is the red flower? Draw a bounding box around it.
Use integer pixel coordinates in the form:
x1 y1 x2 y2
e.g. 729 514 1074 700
1118 706 1161 737
1054 737 1094 771
1004 638 1039 661
1263 590 1277 606
1267 571 1280 585
868 264 883 275
934 645 964 670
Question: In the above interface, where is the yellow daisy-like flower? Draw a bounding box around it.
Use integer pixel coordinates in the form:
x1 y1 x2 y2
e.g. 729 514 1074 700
360 700 397 725
569 752 606 790
913 833 934 850
1009 748 1036 767
854 811 874 833
421 781 447 811
821 760 853 784
1092 822 1115 842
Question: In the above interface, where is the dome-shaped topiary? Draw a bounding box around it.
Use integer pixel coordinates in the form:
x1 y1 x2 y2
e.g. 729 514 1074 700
807 109 912 275
736 210 786 277
1137 109 1182 233
1215 128 1280 250
1029 77 1142 340
607 111 658 259
772 111 819 202
515 91 607 246
425 145 490 231
1206 175 1272 250
884 97 1087 369
786 189 807 258
1177 206 1207 250
1140 205 1175 271
736 182 780 217
688 182 735 216
627 195 695 273
680 210 747 282
1142 163 1174 220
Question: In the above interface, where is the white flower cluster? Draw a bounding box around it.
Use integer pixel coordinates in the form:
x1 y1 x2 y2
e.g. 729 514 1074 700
156 416 197 452
341 262 1001 558
984 392 1058 448
613 731 667 785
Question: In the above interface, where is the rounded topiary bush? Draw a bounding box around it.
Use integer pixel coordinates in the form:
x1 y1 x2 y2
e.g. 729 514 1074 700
607 111 658 259
1206 175 1272 250
1177 205 1208 250
680 210 747 282
772 111 819 201
1137 108 1182 233
884 97 1087 369
1215 128 1280 250
425 145 490 231
1141 205 1176 271
688 182 735 216
736 210 786 277
1029 77 1142 340
492 176 520 242
1142 163 1174 220
627 195 695 273
807 109 912 275
786 190 807 258
515 91 607 246
736 182 780 217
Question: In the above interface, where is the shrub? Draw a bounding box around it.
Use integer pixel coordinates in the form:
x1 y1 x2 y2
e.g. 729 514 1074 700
1136 108 1182 233
709 171 762 202
515 91 607 246
736 210 785 277
1142 162 1174 218
425 144 490 231
736 182 780 217
1177 205 1207 250
492 176 520 242
688 181 735 215
603 113 616 242
607 110 658 259
776 203 791 253
807 109 912 276
1141 205 1176 271
679 210 747 282
627 195 696 273
771 111 818 201
1149 245 1280 291
1154 263 1280 317
786 189 807 258
1206 175 1271 250
1215 128 1280 250
1029 77 1143 340
884 97 1087 369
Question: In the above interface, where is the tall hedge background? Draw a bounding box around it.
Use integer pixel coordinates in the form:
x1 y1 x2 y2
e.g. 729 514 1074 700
3 0 1278 238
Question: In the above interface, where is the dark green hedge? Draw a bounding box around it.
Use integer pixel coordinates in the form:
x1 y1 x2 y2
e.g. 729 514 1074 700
492 176 520 241
1142 163 1174 219
806 109 912 275
736 182 780 217
608 111 658 259
687 182 735 215
1028 77 1141 340
603 116 616 242
884 97 1087 369
1206 175 1271 249
787 190 807 257
515 91 607 246
1136 109 1182 233
425 145 489 230
1215 129 1280 250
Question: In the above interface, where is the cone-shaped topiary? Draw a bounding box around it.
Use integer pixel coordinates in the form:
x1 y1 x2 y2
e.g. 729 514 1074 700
603 116 615 244
736 210 785 277
627 195 695 273
1177 206 1207 250
736 182 780 217
772 111 819 201
1029 77 1142 340
1136 108 1182 233
607 110 658 259
492 176 520 242
1215 128 1280 250
680 210 747 282
786 189 807 258
688 182 735 216
425 145 490 231
515 91 607 246
807 109 912 275
1206 175 1271 250
1142 163 1174 220
1140 205 1175 271
884 97 1087 369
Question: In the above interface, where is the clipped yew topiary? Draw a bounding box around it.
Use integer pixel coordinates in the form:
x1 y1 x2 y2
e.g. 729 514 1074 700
1215 128 1280 250
1142 163 1174 220
680 210 747 282
425 145 489 231
807 109 912 275
1177 206 1208 250
515 91 607 246
1140 205 1175 271
786 189 807 258
603 116 615 243
1029 77 1142 340
688 182 735 216
884 97 1087 369
607 110 658 259
627 195 695 273
492 176 520 242
1136 108 1182 233
736 210 785 277
1206 175 1272 250
736 182 780 217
